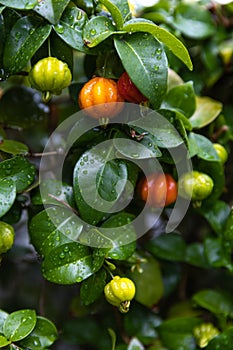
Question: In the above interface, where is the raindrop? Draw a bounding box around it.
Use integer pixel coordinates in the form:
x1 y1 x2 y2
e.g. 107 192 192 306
76 276 83 282
90 29 96 35
154 65 159 71
77 11 82 20
64 246 69 252
55 24 64 34
59 252 65 259
131 153 139 158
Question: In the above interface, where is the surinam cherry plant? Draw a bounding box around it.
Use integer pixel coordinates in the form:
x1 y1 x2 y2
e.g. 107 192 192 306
0 0 233 349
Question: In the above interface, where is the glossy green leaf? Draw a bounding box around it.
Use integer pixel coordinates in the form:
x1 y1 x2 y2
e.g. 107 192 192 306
129 111 184 148
54 6 90 53
42 242 94 284
189 96 222 129
0 156 36 192
101 212 136 260
99 0 131 29
0 139 28 155
0 335 10 347
206 327 233 350
29 207 83 257
173 3 215 39
32 179 75 207
0 179 16 218
122 18 193 70
73 145 128 225
161 81 196 118
145 233 187 261
83 16 116 48
0 310 8 333
0 0 38 9
80 268 107 305
113 131 161 159
204 237 231 268
193 289 233 317
33 0 70 24
3 309 37 342
158 317 201 350
19 316 58 349
114 32 168 109
188 133 220 161
3 16 51 74
197 201 230 235
185 243 210 268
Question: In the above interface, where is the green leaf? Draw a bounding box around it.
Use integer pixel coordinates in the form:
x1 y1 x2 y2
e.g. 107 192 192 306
42 242 94 284
19 316 58 349
204 237 231 268
83 16 116 48
223 209 233 244
99 0 131 29
3 16 52 74
0 335 10 347
32 179 75 207
129 111 184 148
113 131 161 159
114 32 168 109
189 96 222 129
3 309 37 342
29 207 83 257
122 18 193 70
0 179 16 218
80 268 107 306
185 243 210 268
0 0 38 10
188 133 219 161
0 310 8 333
161 81 196 118
0 139 29 155
73 144 128 225
33 0 70 24
128 254 164 307
0 156 36 192
206 327 233 350
197 201 230 235
54 6 90 53
158 317 201 350
193 289 233 317
173 3 215 39
101 212 136 260
145 233 187 261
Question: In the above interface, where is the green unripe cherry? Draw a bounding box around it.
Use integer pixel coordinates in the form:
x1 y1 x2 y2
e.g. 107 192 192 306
179 171 214 201
0 221 15 254
213 143 228 164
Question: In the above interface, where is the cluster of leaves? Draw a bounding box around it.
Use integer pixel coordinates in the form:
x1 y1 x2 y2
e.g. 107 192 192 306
0 0 233 350
0 309 57 349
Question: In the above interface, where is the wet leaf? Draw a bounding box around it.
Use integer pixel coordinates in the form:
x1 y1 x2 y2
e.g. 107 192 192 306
122 18 193 70
99 0 131 29
3 309 37 342
188 133 220 161
114 32 168 109
0 156 36 192
33 0 70 24
0 335 10 347
0 178 16 218
189 96 222 129
80 268 107 305
19 316 58 349
0 310 8 333
3 16 51 74
83 16 116 48
42 242 94 284
206 327 233 350
0 0 38 10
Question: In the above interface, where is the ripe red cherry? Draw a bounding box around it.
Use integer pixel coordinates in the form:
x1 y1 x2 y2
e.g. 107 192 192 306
117 71 148 104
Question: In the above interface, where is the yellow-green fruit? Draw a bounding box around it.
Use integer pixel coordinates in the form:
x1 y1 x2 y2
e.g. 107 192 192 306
0 221 15 254
104 276 135 312
179 171 214 201
193 323 219 348
28 57 72 97
213 143 228 164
